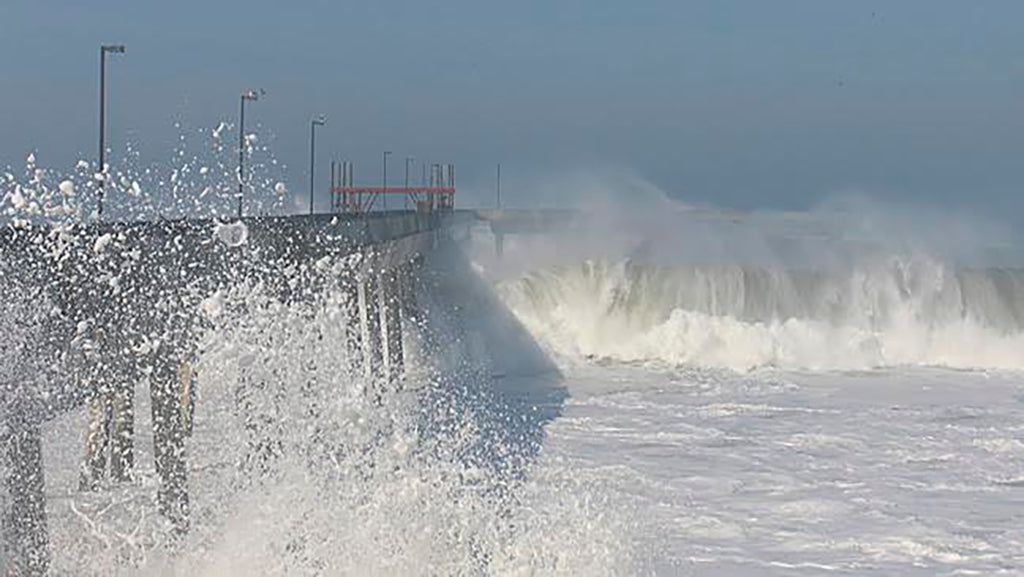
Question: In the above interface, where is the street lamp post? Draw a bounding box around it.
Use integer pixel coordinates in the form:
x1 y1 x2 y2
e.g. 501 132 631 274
309 116 326 215
237 90 260 219
496 163 501 208
382 150 392 210
404 156 414 210
97 44 125 220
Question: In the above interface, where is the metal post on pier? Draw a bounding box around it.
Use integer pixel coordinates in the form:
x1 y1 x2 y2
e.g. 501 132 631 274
97 44 125 220
382 151 391 211
404 156 414 210
237 90 260 219
309 116 325 215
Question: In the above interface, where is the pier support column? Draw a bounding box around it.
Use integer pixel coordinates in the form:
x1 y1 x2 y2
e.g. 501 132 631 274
341 273 364 376
382 269 404 386
109 380 135 483
360 270 384 388
399 260 421 329
3 405 49 576
149 356 189 536
80 342 137 491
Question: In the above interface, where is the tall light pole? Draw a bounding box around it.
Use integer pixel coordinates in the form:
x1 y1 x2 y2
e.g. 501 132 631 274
382 150 392 210
496 163 501 208
309 115 326 215
404 156 414 210
237 90 260 219
97 44 125 220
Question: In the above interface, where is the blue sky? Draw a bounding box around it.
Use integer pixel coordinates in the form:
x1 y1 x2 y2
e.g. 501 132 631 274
2 0 1023 215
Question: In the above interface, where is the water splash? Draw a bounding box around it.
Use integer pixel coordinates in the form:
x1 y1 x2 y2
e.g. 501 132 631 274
0 138 637 572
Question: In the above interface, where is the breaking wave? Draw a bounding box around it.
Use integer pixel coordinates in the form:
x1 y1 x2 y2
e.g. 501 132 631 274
498 256 1024 371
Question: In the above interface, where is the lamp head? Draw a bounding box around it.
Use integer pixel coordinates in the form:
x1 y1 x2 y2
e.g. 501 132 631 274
102 45 126 53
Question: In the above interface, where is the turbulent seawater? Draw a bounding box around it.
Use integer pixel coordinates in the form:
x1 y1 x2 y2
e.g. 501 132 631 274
469 208 1024 576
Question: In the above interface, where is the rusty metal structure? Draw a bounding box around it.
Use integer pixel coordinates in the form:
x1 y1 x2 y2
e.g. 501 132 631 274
331 161 455 214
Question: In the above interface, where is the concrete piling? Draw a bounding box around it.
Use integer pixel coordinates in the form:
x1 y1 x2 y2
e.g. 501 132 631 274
382 269 405 385
149 356 190 536
360 270 384 386
3 409 49 576
341 273 364 376
80 338 139 490
109 384 135 483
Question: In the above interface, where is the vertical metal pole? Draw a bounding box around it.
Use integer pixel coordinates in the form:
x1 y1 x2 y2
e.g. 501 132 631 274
237 95 245 219
497 163 501 208
96 45 123 219
431 164 437 210
309 121 316 215
98 48 106 220
382 151 391 211
308 118 325 215
404 157 410 210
